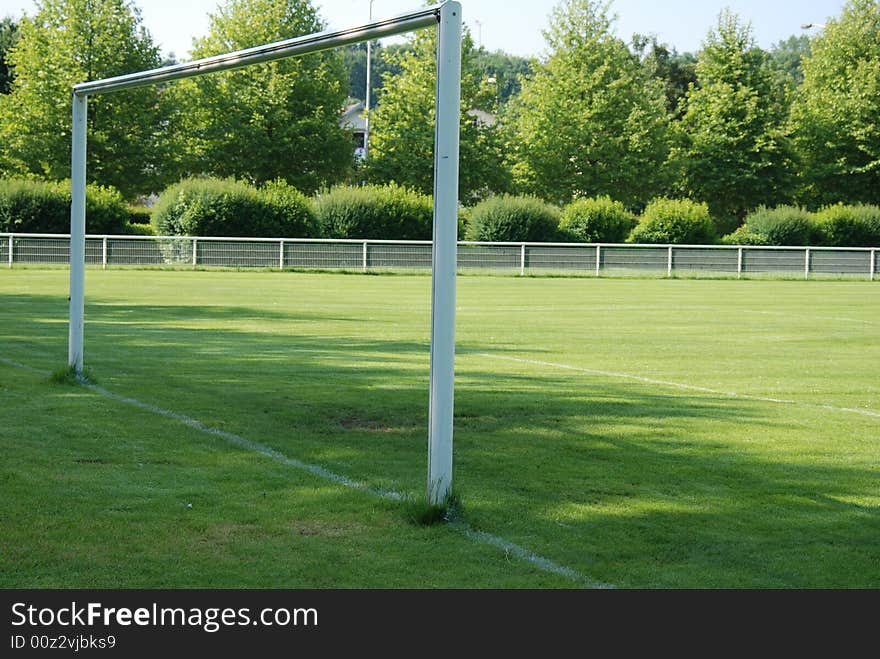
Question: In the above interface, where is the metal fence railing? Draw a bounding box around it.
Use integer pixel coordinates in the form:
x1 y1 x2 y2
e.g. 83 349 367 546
1 233 877 280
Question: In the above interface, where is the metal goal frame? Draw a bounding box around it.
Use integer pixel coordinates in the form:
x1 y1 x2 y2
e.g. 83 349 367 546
68 1 462 504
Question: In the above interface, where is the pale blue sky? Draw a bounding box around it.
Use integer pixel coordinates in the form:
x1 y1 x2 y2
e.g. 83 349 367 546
0 0 846 58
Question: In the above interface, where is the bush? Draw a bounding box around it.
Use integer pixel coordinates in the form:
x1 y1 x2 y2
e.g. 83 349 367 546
0 178 128 234
629 198 716 244
314 184 433 240
464 195 560 242
815 204 880 247
152 177 317 238
733 206 822 246
559 196 636 243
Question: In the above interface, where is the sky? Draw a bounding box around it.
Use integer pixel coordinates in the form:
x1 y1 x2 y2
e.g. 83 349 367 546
0 0 847 59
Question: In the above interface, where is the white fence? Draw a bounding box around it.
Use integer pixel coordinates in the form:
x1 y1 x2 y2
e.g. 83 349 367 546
1 233 877 280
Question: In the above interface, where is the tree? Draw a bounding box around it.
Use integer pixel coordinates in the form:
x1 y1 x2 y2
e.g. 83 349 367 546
366 27 510 201
790 0 880 206
507 0 670 206
768 35 811 94
673 10 792 232
0 17 19 94
472 48 534 106
0 0 167 198
632 35 696 118
169 0 353 194
343 41 408 107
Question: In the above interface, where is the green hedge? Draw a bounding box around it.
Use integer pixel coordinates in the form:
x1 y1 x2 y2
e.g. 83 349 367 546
628 198 715 244
0 179 129 234
727 206 821 246
816 204 880 247
314 184 433 240
464 195 560 242
559 196 636 243
152 178 317 238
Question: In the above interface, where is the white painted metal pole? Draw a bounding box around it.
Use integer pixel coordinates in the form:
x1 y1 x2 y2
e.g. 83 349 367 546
737 247 743 278
192 238 198 269
7 235 12 268
520 243 526 276
871 249 876 281
68 92 88 372
427 1 461 506
595 245 601 277
805 248 811 280
667 246 673 278
279 240 285 270
102 236 108 270
363 241 369 271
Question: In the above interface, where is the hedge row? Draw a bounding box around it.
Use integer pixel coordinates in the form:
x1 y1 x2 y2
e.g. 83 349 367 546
725 204 880 247
4 177 879 247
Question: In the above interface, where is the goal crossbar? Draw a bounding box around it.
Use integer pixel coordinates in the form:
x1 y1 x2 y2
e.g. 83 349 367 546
73 5 442 96
68 1 462 504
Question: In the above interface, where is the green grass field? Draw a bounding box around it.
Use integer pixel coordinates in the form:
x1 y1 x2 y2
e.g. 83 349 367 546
1 269 878 588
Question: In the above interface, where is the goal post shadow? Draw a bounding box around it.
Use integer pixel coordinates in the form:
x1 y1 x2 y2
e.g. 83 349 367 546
68 2 462 505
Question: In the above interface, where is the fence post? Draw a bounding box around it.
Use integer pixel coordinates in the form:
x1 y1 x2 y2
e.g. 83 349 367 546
737 247 743 279
667 246 673 278
192 238 198 269
805 248 811 280
7 235 12 269
279 240 285 270
520 243 526 276
870 249 876 281
102 236 108 270
595 245 601 277
362 241 368 272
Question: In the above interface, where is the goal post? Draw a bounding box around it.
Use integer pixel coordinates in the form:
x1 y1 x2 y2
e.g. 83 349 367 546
68 2 462 505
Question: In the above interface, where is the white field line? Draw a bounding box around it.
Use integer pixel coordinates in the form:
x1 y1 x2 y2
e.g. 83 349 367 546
476 354 880 420
0 355 610 589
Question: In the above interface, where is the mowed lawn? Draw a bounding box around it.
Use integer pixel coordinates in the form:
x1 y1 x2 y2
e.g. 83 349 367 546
1 269 878 588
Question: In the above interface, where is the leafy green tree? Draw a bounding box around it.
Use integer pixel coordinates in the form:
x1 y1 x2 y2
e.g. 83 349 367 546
169 0 352 194
508 0 670 206
768 35 811 94
366 27 510 201
633 35 696 118
0 0 167 198
673 10 792 232
0 17 19 94
790 0 880 206
472 48 534 106
343 41 408 107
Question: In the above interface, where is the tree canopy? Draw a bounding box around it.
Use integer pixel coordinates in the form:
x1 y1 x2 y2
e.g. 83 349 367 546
790 0 880 206
0 0 167 198
167 0 353 194
673 10 792 230
366 27 509 201
507 0 670 206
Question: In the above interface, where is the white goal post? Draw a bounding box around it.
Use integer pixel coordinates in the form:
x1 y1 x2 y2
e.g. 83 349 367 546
68 2 462 505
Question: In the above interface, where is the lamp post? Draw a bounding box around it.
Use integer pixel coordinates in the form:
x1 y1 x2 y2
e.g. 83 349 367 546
364 0 375 160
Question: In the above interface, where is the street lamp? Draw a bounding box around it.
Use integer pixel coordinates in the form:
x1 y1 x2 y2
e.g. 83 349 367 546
364 0 375 160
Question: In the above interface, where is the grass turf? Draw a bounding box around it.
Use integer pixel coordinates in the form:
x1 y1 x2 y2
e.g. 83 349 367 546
1 269 878 588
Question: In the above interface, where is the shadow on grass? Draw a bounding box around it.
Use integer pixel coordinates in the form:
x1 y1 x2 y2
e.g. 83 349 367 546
2 291 878 587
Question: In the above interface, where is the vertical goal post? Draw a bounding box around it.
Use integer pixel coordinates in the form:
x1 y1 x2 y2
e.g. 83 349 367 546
68 2 462 505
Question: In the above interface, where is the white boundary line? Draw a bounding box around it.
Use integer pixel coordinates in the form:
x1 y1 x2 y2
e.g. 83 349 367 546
475 353 880 419
0 356 612 589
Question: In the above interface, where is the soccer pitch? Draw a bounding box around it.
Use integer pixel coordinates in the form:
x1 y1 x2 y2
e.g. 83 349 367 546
1 269 878 588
